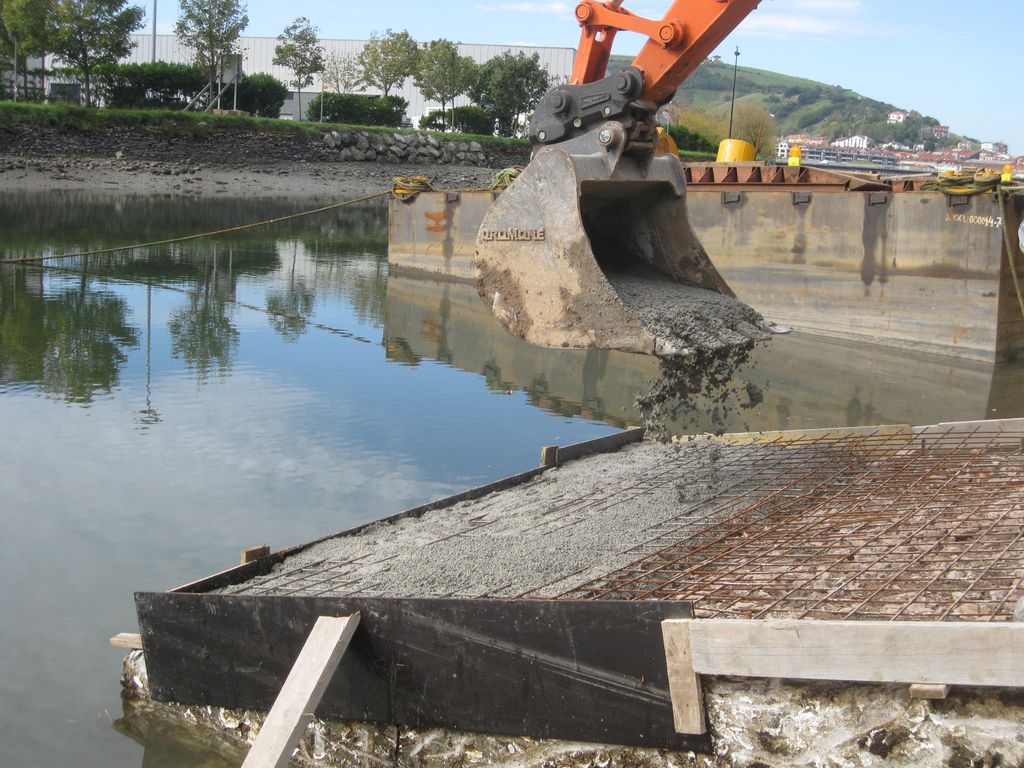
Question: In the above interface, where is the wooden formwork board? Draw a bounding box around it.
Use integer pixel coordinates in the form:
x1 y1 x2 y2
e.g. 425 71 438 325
662 618 1024 735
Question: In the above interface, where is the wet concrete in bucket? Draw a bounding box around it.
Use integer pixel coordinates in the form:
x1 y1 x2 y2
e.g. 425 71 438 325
606 274 771 354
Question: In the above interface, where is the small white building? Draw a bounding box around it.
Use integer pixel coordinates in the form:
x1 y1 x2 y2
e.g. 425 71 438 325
887 110 908 124
832 135 874 150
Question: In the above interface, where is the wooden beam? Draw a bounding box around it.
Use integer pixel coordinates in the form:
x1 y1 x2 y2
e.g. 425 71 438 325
110 633 143 650
909 684 951 700
666 619 1024 687
661 618 706 734
241 613 360 768
540 445 558 467
241 545 271 566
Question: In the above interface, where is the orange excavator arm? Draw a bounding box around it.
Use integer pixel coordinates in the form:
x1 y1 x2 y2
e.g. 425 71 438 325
474 0 768 357
528 0 760 148
571 0 762 105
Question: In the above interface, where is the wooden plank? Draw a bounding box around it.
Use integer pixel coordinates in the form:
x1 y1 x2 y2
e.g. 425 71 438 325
241 614 360 768
241 545 271 566
909 684 951 700
660 618 705 734
136 594 704 751
665 619 1024 687
540 445 559 467
110 632 143 650
913 418 1024 447
556 427 644 464
719 424 911 446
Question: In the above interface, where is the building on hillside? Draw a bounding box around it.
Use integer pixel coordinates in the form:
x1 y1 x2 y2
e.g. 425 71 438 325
831 135 874 150
981 141 1008 155
932 125 950 139
118 34 575 124
887 110 908 124
775 138 899 168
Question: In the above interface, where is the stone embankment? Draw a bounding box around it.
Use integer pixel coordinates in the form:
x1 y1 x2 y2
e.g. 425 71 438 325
1 122 530 169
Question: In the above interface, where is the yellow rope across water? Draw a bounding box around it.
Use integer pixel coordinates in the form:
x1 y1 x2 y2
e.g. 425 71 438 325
0 190 390 266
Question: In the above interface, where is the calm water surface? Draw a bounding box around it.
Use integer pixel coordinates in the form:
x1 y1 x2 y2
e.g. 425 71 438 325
2 191 1022 767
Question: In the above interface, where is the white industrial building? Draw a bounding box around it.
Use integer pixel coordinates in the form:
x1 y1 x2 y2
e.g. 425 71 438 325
123 34 575 123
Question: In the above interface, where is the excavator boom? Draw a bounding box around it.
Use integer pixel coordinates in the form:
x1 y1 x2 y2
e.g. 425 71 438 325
475 0 766 356
572 0 762 104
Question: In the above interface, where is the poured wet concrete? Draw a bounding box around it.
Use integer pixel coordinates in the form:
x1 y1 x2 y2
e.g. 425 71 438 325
220 439 736 600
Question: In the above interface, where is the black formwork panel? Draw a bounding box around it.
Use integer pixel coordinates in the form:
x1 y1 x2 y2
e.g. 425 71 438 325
135 593 703 751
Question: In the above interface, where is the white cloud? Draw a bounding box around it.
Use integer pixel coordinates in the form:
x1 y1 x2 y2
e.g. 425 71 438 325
741 0 877 39
474 2 572 14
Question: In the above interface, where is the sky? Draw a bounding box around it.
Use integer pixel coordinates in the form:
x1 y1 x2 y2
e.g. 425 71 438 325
149 0 1023 155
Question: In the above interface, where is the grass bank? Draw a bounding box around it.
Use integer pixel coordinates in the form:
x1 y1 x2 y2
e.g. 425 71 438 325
0 102 530 150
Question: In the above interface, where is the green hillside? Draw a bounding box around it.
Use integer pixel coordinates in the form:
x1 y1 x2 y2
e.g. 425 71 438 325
609 56 971 148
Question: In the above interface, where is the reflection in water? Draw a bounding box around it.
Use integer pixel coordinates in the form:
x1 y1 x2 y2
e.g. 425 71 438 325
115 696 243 768
167 246 239 384
1 195 390 401
383 273 1024 433
0 262 139 403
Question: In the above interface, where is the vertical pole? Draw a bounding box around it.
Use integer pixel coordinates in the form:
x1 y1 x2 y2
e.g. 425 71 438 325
151 0 157 63
727 46 740 139
12 32 18 102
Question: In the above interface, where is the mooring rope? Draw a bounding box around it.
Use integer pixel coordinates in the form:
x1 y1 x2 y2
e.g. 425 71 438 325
997 187 1024 325
0 190 390 266
491 166 523 191
920 170 1004 196
391 175 434 201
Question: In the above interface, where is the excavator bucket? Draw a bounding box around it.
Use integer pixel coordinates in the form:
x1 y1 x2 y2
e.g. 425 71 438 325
475 122 750 357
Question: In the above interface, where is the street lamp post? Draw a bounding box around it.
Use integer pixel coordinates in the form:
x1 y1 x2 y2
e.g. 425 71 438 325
151 0 157 62
727 45 740 138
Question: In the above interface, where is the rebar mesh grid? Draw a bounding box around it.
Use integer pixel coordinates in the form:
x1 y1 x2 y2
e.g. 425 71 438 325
554 426 1024 621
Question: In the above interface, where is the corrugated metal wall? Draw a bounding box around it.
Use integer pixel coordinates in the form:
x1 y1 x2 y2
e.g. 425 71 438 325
125 35 575 121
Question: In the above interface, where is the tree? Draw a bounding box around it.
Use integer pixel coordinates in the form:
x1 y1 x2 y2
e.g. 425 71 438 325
3 0 53 95
357 28 418 98
733 104 777 159
670 105 727 148
174 0 248 110
469 51 550 137
47 0 144 106
0 1 14 93
322 51 361 93
413 39 476 131
272 16 323 119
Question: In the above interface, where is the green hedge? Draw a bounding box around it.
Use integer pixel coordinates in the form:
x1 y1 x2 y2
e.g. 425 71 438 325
420 106 494 136
94 62 207 109
306 93 407 127
236 74 288 118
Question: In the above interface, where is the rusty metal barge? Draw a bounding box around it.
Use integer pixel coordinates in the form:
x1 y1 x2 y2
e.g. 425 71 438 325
388 164 1024 363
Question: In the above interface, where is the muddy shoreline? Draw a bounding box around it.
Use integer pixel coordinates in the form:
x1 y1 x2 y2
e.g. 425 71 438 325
0 153 499 198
